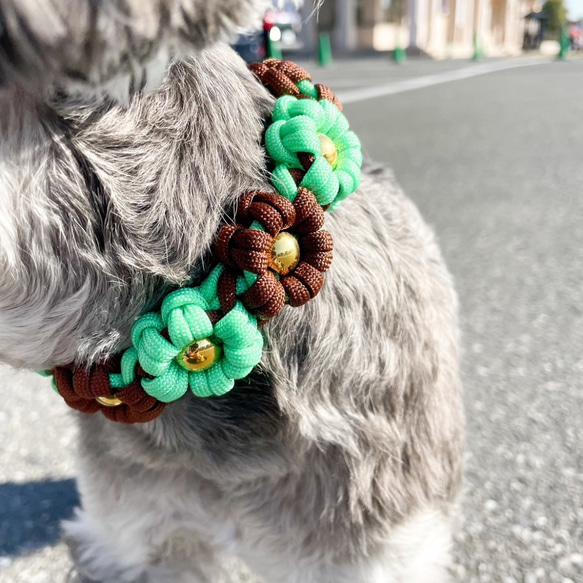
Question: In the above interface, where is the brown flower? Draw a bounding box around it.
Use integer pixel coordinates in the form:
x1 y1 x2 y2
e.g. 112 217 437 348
214 188 334 321
52 357 165 424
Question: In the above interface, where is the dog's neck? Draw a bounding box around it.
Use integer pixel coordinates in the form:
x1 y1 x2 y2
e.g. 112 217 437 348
47 53 363 425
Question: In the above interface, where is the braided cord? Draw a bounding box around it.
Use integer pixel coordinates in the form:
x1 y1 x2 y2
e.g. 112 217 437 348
112 265 263 400
108 60 362 402
259 62 362 208
48 60 362 420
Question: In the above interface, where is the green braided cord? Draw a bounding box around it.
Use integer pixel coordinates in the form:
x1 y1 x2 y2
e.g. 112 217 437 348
187 302 263 397
109 375 124 389
109 347 140 389
198 265 223 310
272 96 324 128
271 164 299 202
296 79 318 99
300 157 340 206
117 281 263 401
237 274 251 294
265 93 362 208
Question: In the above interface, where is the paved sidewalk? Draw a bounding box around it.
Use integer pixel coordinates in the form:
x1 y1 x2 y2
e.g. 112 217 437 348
0 368 77 583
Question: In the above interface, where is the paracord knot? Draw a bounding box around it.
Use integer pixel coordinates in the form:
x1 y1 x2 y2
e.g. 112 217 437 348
52 356 165 424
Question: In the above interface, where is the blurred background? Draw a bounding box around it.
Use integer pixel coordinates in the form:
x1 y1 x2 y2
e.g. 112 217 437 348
234 0 583 62
1 0 583 582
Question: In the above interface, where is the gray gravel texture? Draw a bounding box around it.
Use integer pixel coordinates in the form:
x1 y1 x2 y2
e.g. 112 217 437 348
331 57 583 582
1 56 582 582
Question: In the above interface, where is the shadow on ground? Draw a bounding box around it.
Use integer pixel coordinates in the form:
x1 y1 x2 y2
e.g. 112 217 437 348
0 479 79 556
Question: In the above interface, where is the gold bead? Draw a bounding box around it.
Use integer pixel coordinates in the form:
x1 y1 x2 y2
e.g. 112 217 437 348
96 395 123 407
318 134 338 167
179 338 221 372
268 232 301 276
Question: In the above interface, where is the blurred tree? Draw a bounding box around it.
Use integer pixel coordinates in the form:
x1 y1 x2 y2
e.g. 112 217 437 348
542 0 567 33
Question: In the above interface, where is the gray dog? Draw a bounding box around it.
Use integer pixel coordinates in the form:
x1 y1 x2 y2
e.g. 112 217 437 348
0 1 464 581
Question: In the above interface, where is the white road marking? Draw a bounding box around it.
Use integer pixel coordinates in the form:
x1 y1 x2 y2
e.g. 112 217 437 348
336 58 552 104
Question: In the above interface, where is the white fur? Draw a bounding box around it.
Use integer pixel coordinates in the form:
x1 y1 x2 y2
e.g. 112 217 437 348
65 493 454 583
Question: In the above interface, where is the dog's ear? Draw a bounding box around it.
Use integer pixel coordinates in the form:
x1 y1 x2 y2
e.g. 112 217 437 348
0 44 271 370
0 0 269 101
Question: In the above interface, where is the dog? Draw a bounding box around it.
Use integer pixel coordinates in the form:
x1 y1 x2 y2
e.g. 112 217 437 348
0 1 464 581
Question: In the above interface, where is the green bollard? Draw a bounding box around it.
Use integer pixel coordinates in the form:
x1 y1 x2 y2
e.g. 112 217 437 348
472 32 483 60
393 44 406 64
318 32 333 67
558 24 569 60
267 33 282 60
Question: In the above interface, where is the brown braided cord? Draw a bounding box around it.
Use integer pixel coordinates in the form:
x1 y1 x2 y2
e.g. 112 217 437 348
249 59 342 112
216 268 286 323
206 309 225 326
293 186 325 235
315 84 343 111
249 59 311 98
282 262 325 307
242 271 286 318
236 191 296 234
297 152 316 172
53 357 166 424
288 168 306 188
216 188 333 321
215 225 272 274
302 230 334 253
302 236 334 272
216 268 239 314
214 192 299 277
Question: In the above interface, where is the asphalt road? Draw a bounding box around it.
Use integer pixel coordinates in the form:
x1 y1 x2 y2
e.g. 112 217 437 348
1 55 583 582
332 56 583 583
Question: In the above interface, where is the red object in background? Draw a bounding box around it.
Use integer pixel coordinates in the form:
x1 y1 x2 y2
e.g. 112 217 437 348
263 8 300 32
264 11 277 31
233 5 301 63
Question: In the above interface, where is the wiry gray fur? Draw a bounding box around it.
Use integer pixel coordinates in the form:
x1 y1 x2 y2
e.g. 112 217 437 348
0 2 464 582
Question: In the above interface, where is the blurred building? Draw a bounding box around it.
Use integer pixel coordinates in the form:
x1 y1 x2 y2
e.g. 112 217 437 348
300 0 535 58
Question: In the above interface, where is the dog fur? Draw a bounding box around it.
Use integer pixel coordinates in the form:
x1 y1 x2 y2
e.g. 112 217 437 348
0 2 464 581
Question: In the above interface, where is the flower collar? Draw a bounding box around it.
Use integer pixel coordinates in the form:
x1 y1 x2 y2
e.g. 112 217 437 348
48 59 363 424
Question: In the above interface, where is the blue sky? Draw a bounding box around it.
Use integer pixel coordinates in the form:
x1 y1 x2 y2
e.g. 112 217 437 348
566 0 583 19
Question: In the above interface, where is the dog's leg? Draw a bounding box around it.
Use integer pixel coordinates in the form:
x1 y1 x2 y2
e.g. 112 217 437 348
62 424 234 583
238 507 455 583
65 508 227 583
355 508 456 583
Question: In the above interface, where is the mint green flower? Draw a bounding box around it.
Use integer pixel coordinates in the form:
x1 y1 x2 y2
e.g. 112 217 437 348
266 95 362 208
128 287 263 401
